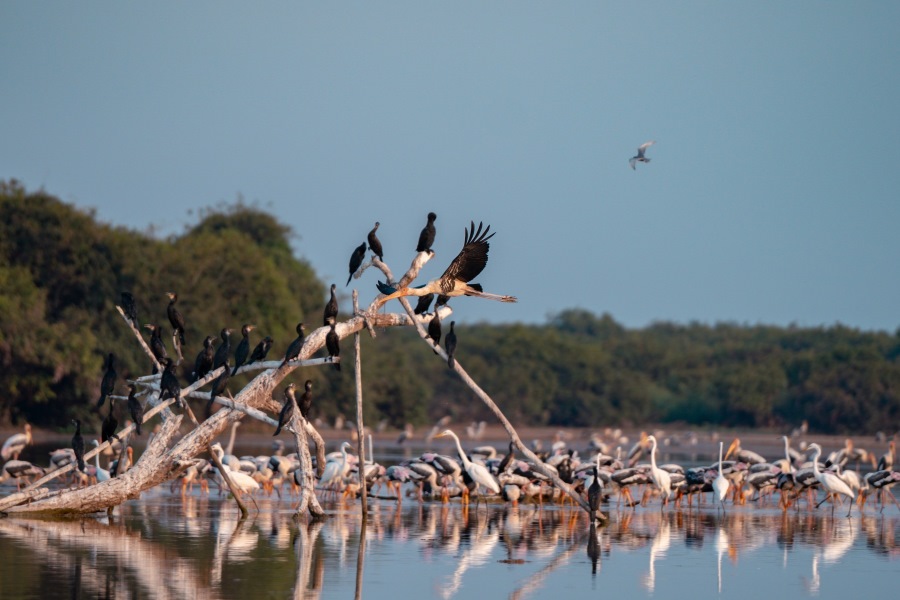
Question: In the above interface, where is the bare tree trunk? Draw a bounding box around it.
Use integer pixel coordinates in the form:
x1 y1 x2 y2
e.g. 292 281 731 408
353 290 368 518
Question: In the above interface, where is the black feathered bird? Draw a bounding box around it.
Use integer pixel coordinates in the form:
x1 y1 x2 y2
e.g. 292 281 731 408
192 335 216 382
144 324 168 374
325 319 341 371
97 352 117 409
298 380 313 420
368 221 384 260
206 361 230 419
323 283 338 326
101 398 119 444
427 311 441 353
413 294 435 315
273 382 296 436
159 358 182 408
232 324 254 376
280 323 306 368
416 212 437 252
166 292 186 348
212 328 232 370
71 419 85 473
121 292 138 328
445 321 457 368
247 336 273 364
376 221 517 306
127 382 143 436
347 242 367 286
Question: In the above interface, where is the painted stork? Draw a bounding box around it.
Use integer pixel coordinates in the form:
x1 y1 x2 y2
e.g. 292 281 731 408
375 221 517 307
1 423 32 461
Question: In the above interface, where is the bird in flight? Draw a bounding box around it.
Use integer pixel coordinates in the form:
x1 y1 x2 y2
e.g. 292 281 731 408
375 221 517 307
629 140 656 170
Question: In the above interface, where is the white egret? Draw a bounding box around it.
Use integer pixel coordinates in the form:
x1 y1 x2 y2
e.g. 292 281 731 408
713 441 730 511
436 429 500 498
808 443 855 517
646 435 671 508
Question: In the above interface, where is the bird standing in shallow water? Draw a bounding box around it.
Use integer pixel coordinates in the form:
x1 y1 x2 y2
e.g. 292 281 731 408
376 221 517 307
101 398 119 444
347 242 367 286
629 140 656 170
166 292 186 352
808 442 855 517
247 335 273 364
127 382 143 436
97 352 117 409
323 283 338 326
416 212 437 252
273 382 296 436
212 328 232 370
445 321 457 368
72 419 85 473
368 221 384 260
1 424 32 461
325 319 341 371
280 323 306 368
232 324 254 376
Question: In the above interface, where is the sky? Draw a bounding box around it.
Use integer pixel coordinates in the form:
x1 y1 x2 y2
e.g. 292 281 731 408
2 3 899 331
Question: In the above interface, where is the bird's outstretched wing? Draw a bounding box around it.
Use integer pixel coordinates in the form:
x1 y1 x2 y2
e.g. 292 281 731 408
439 221 496 286
629 157 638 170
638 140 656 153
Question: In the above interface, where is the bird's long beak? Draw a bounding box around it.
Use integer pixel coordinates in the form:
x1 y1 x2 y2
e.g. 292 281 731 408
724 439 739 461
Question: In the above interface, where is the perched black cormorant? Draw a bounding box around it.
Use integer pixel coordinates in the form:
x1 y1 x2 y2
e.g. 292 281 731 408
127 382 143 436
347 242 367 286
368 221 384 260
497 441 516 474
206 361 230 418
192 335 216 382
413 294 435 315
325 319 341 371
97 352 117 409
427 311 441 353
144 324 168 374
273 382 296 436
159 358 183 407
416 212 437 253
323 283 338 326
445 321 457 368
298 380 313 420
436 294 450 308
232 324 254 376
376 221 517 306
212 328 233 370
588 465 603 520
101 398 119 444
247 336 273 364
121 292 138 328
166 292 186 348
280 323 306 368
71 419 85 473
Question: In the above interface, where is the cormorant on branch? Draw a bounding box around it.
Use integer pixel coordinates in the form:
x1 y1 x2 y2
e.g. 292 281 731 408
347 242 367 286
324 283 338 326
144 324 168 374
71 419 85 473
121 292 138 328
101 397 119 444
416 212 437 253
280 323 306 368
326 318 341 371
413 294 434 315
97 352 117 409
368 221 384 260
192 335 215 382
445 321 457 368
166 292 186 349
159 358 183 408
299 380 313 420
273 382 296 436
247 336 273 364
212 328 232 370
232 324 254 376
427 311 441 354
127 381 143 436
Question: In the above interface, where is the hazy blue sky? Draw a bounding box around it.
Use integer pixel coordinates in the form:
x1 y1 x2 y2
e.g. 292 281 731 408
3 3 898 331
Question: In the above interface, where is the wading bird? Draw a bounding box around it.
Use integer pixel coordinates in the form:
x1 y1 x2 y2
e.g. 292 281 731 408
808 443 855 517
2 423 32 461
436 429 500 498
629 140 655 170
375 221 517 307
713 441 730 512
646 434 672 508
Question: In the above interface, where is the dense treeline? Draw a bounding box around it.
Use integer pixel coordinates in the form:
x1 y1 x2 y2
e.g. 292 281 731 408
2 181 899 434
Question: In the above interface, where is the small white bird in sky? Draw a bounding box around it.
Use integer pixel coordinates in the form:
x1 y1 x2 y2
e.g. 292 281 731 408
629 140 656 170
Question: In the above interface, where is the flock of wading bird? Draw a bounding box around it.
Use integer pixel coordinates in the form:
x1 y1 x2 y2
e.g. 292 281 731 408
2 213 898 521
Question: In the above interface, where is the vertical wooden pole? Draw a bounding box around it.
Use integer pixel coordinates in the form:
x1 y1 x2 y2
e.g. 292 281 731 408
352 290 368 517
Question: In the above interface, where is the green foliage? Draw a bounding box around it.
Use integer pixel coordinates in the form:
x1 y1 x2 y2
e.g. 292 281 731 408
2 180 899 434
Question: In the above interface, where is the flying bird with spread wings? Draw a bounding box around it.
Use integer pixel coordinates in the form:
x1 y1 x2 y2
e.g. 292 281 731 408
629 140 656 170
375 221 517 307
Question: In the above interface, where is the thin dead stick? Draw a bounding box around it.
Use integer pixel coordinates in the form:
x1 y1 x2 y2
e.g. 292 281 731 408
353 290 368 517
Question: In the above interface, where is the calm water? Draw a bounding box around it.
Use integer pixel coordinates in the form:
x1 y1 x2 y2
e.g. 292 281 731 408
0 488 898 600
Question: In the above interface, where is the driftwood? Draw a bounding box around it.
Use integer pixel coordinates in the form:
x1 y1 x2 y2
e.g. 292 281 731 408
1 223 598 521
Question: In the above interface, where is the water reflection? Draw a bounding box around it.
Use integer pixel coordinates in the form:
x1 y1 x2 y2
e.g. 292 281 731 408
0 498 899 599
